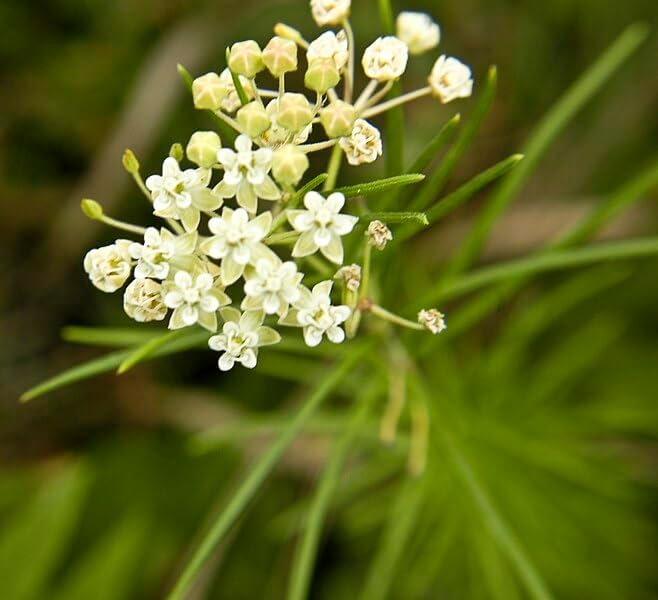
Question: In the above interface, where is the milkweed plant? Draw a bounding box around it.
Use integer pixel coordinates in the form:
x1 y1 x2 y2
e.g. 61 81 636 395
23 1 658 598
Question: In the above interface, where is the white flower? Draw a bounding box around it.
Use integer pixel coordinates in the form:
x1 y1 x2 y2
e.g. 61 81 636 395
214 135 281 214
429 55 473 104
83 240 132 293
336 264 361 292
310 0 350 26
218 68 255 113
287 191 358 264
307 31 349 71
418 308 447 334
209 307 281 371
396 12 440 55
340 119 383 166
261 100 313 147
145 157 222 232
162 269 230 332
199 207 273 285
129 227 198 280
280 281 351 347
366 220 392 250
242 255 303 316
362 36 408 81
123 279 167 322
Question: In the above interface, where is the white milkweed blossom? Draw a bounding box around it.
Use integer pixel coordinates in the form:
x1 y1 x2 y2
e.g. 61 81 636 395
282 281 351 347
396 11 440 55
145 157 222 232
429 55 474 104
362 36 409 81
418 309 447 334
162 269 230 332
209 307 281 371
242 255 303 316
307 30 349 71
261 99 313 146
340 119 383 166
200 207 273 285
129 227 198 280
218 68 255 113
288 191 358 264
84 240 132 293
214 135 281 214
123 279 167 323
310 0 351 26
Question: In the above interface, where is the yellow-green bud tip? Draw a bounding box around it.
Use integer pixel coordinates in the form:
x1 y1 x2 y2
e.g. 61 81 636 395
169 143 184 162
122 149 140 173
80 199 104 220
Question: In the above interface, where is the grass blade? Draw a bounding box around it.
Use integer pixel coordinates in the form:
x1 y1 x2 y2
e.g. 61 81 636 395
286 386 378 600
166 344 371 600
446 24 649 276
117 329 192 374
331 174 425 199
364 211 428 225
62 326 161 348
410 66 498 211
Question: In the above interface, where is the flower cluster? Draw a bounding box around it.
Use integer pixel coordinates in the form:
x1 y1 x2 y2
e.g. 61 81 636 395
83 2 466 371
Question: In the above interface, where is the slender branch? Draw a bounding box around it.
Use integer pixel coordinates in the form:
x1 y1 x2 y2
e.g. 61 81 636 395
361 87 432 119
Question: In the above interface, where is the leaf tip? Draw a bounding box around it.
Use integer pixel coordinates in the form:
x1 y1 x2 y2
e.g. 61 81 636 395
512 153 525 162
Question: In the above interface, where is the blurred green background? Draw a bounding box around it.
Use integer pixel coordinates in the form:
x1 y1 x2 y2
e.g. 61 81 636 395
1 0 657 598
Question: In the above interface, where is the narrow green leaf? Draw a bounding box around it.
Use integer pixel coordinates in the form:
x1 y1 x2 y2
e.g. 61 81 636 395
117 329 192 374
166 344 372 600
410 66 498 211
176 63 194 88
364 211 428 225
225 48 250 106
331 174 425 199
447 24 649 275
407 113 462 176
377 0 394 33
287 386 378 600
62 326 161 348
21 329 209 402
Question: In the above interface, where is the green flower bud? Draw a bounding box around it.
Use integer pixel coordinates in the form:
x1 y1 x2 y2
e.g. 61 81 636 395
277 93 314 133
122 149 140 174
237 102 272 138
274 23 304 44
320 100 357 138
272 145 310 187
228 40 264 79
169 143 184 162
262 36 298 77
186 131 222 168
305 58 340 93
80 198 104 220
192 72 228 110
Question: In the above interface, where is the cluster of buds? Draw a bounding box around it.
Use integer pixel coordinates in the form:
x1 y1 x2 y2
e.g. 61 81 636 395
83 2 467 371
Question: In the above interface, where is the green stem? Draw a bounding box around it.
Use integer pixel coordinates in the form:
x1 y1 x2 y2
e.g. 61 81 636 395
324 145 344 191
369 304 424 331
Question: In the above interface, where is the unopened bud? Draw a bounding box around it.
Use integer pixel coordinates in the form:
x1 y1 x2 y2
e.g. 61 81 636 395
320 100 356 138
366 220 393 250
274 23 304 44
186 131 222 168
192 72 228 110
122 149 140 174
228 40 264 79
277 93 314 132
305 58 340 93
272 145 310 187
237 102 272 138
169 143 184 162
81 198 104 220
262 36 298 77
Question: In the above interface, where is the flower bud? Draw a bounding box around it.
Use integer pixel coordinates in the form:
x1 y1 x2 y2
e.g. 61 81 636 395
428 55 474 104
277 93 314 133
80 198 104 220
169 143 184 162
274 23 304 44
272 145 310 187
237 102 272 138
186 131 222 168
262 37 298 77
396 12 440 56
305 58 340 93
192 72 228 110
122 149 140 174
320 100 356 138
228 40 264 79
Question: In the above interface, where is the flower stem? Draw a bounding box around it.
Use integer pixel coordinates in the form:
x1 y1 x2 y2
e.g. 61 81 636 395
99 215 146 236
354 80 379 111
361 87 432 119
299 139 338 154
369 304 424 331
359 241 372 301
343 19 356 104
324 144 344 191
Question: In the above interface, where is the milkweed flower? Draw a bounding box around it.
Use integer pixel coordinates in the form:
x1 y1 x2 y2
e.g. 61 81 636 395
129 227 198 280
307 30 349 71
418 308 447 334
310 0 351 26
199 207 273 285
262 100 314 146
340 119 383 165
366 220 393 250
145 157 222 232
362 36 409 81
429 55 473 104
209 308 281 370
287 191 358 264
214 135 281 214
123 279 167 322
162 269 230 332
84 241 132 293
396 11 440 55
281 281 351 347
336 264 361 292
242 255 303 316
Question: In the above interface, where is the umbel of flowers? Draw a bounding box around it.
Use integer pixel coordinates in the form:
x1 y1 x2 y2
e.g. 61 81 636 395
83 2 467 371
